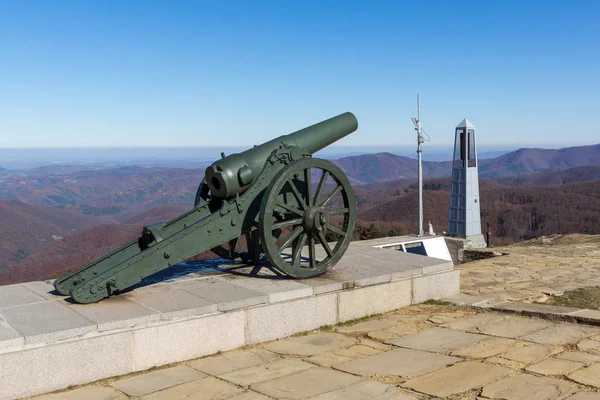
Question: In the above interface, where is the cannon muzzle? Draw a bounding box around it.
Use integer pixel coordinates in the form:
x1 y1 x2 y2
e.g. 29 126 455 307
205 112 358 198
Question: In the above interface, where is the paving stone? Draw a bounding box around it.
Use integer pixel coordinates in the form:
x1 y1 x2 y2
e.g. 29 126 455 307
251 367 361 400
568 363 600 388
555 351 600 365
307 344 384 367
387 327 485 352
335 319 395 334
21 280 66 301
0 301 95 344
402 361 511 397
484 355 527 370
110 366 206 397
220 275 314 303
308 380 417 400
353 254 423 281
426 310 474 324
451 337 521 359
577 339 600 354
219 358 314 386
520 324 600 345
141 376 243 400
32 385 127 400
442 312 505 331
227 393 273 400
367 325 419 341
564 393 600 400
325 256 392 287
481 374 576 400
178 277 268 311
475 315 554 338
125 287 217 319
526 358 586 376
0 283 46 308
264 332 354 357
189 348 279 375
571 309 600 322
335 348 461 377
67 296 160 331
500 342 562 364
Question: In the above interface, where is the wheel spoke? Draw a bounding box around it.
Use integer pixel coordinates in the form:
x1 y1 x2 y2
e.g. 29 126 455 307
288 179 307 209
317 231 333 257
272 218 303 231
314 170 329 206
278 226 304 253
326 223 346 237
304 167 312 207
275 201 303 216
292 233 307 267
328 207 349 216
308 235 316 269
321 185 342 207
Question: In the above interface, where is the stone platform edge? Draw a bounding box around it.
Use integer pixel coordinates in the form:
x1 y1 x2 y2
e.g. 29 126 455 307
445 293 600 327
1 268 458 400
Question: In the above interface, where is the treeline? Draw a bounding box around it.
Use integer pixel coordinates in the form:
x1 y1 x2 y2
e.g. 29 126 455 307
355 179 600 245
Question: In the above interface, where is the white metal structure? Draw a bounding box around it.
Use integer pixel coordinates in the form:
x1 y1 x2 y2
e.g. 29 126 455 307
373 236 452 262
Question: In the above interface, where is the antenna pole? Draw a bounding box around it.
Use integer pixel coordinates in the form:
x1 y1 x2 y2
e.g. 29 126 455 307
416 95 424 236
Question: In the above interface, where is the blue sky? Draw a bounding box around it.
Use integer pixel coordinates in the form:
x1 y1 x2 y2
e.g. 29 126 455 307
0 0 599 148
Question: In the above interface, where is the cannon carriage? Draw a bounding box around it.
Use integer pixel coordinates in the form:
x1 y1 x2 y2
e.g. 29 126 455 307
54 112 359 303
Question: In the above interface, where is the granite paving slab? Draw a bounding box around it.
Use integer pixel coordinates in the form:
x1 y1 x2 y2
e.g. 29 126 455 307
402 361 511 397
140 376 243 400
519 324 600 345
525 358 585 376
66 296 160 331
21 281 65 301
334 348 461 377
177 277 268 311
323 257 392 287
263 332 354 356
125 287 217 319
218 358 314 386
347 254 423 281
251 368 361 400
555 351 600 365
0 284 46 308
387 327 486 352
0 301 95 344
110 366 206 397
481 374 576 400
303 276 346 295
219 274 313 303
31 385 127 400
568 363 600 388
308 380 418 400
188 349 280 375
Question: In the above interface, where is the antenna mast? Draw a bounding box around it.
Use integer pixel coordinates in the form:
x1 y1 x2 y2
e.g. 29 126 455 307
411 95 425 236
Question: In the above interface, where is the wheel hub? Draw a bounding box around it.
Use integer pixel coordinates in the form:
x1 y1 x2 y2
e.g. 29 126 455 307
303 206 329 233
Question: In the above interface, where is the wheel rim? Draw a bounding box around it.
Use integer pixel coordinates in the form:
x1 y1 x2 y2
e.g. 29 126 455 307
260 158 356 278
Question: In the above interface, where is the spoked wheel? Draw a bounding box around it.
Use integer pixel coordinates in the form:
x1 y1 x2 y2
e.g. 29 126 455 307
260 158 356 278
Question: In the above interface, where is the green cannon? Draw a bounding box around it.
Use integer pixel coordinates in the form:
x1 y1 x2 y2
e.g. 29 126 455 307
54 112 359 303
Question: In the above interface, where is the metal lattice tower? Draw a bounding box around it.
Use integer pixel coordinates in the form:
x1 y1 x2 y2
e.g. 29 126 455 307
447 119 486 247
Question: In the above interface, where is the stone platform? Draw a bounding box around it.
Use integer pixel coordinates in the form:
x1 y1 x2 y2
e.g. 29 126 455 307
0 239 458 400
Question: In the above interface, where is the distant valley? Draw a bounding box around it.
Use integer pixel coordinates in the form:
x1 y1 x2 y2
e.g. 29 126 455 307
0 142 599 285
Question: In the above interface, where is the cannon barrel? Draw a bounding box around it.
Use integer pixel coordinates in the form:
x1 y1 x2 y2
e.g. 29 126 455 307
205 112 358 198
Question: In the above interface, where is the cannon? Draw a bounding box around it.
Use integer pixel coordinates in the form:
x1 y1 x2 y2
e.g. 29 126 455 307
54 112 359 303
